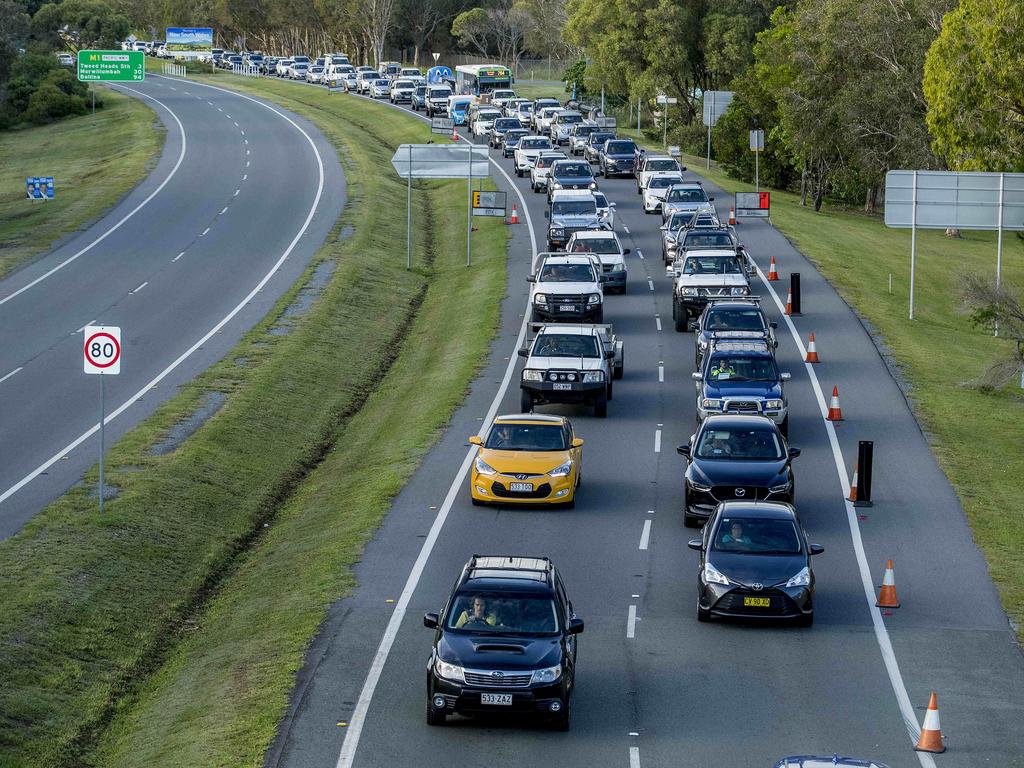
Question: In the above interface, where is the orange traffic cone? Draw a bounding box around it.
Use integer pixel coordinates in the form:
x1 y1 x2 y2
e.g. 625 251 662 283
826 385 843 420
728 206 737 225
805 333 819 363
508 204 520 225
767 256 779 281
915 692 945 753
876 559 900 608
784 286 793 316
848 462 860 502
451 123 458 141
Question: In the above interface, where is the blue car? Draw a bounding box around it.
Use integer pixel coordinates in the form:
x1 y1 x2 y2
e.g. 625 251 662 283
448 98 472 126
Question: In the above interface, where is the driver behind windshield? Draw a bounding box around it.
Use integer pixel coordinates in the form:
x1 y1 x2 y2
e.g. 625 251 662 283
454 595 497 628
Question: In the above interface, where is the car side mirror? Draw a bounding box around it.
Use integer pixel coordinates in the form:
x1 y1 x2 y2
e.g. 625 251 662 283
687 538 703 551
809 543 825 556
609 201 617 207
517 348 530 358
677 443 691 458
423 612 439 629
623 248 631 255
571 437 584 448
708 196 715 201
770 322 778 329
691 372 703 381
526 274 536 282
781 372 792 381
659 225 667 231
567 617 585 634
788 447 801 458
468 435 482 445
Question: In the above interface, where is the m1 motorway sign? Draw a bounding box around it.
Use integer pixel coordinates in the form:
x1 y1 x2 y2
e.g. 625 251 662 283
84 325 121 374
77 50 145 82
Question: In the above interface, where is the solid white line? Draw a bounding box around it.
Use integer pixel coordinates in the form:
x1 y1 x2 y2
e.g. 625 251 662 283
658 365 664 382
654 429 661 453
0 76 327 510
130 281 148 293
0 88 188 306
0 367 23 384
623 225 630 234
647 279 655 292
655 316 662 331
246 160 250 167
750 252 935 767
626 605 637 638
629 746 641 768
334 103 539 768
638 519 651 550
173 252 184 262
220 206 229 215
234 189 240 197
200 227 210 236
636 249 644 259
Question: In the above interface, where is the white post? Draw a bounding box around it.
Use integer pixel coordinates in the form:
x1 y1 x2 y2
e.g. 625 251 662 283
637 96 641 138
466 145 472 267
755 146 759 195
601 86 605 115
909 170 917 320
996 172 1004 336
706 125 711 171
407 144 413 270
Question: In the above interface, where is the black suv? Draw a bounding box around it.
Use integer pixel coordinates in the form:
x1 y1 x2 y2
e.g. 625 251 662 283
423 555 583 730
695 298 777 367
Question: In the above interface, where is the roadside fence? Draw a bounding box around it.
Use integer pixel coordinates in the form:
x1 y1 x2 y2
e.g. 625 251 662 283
162 62 186 78
233 63 261 77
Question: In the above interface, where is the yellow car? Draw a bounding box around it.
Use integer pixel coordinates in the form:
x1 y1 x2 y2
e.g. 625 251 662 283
469 414 583 507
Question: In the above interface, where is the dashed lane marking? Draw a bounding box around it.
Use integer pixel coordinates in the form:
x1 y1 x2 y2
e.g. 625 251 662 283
130 281 148 293
173 252 184 262
200 227 210 236
630 747 641 768
655 316 662 331
659 364 664 382
220 206 229 215
626 605 637 638
654 429 661 453
647 279 655 291
639 520 651 550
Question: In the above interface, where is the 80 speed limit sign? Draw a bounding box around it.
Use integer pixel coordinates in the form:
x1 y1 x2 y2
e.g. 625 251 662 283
83 325 121 375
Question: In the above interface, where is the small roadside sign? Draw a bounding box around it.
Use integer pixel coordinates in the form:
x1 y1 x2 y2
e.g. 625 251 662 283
77 50 145 82
735 191 770 219
749 129 765 152
327 79 344 93
472 190 507 217
26 176 54 200
431 116 455 134
84 325 121 375
656 94 677 105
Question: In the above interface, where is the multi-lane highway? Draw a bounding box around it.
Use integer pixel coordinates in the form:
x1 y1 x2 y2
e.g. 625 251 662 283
0 76 345 538
264 86 1024 768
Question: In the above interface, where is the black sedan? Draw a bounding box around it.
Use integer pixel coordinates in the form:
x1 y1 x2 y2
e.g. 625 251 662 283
687 501 823 625
677 414 798 528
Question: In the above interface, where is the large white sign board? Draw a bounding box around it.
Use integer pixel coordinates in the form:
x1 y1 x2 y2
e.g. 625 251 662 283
884 170 1024 230
390 144 490 179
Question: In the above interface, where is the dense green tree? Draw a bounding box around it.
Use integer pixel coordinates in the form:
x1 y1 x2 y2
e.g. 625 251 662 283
450 6 489 56
924 0 1024 172
32 0 130 50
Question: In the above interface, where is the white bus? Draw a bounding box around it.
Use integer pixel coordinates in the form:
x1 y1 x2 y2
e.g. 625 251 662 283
455 64 513 96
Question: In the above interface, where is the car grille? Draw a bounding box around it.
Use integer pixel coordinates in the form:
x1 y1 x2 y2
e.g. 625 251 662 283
464 670 534 688
722 400 762 414
546 369 582 382
697 287 736 297
548 294 587 313
710 485 768 502
717 588 796 616
490 482 552 499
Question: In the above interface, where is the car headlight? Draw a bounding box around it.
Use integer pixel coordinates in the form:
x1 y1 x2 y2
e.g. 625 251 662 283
534 293 548 305
681 287 698 296
731 286 750 296
764 399 784 410
522 369 543 382
582 370 604 382
769 480 792 494
531 664 562 684
551 182 563 189
549 227 564 236
610 262 625 272
689 479 712 492
786 567 811 588
700 398 722 409
587 293 601 305
474 456 497 476
434 658 466 683
548 460 573 477
703 562 730 586
589 181 598 190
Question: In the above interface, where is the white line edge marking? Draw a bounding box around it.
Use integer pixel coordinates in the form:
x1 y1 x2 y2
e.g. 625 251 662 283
76 320 95 333
335 101 538 768
0 87 187 306
629 746 641 768
200 227 210 236
636 249 643 258
750 251 935 767
173 252 184 262
0 75 326 509
647 279 655 292
626 605 637 638
130 281 148 293
654 429 661 453
658 365 664 382
655 317 662 331
234 189 240 197
0 367 23 384
638 520 651 551
623 225 630 234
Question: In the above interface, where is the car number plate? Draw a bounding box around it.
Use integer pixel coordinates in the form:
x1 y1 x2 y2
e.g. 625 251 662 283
509 482 533 492
481 693 512 705
553 383 573 391
743 597 771 608
557 305 577 312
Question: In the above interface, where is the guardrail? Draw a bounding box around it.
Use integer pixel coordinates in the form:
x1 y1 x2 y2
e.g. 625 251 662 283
162 62 186 78
233 63 261 77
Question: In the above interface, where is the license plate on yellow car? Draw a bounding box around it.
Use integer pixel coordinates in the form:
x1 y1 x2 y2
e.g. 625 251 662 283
743 597 771 608
510 482 533 492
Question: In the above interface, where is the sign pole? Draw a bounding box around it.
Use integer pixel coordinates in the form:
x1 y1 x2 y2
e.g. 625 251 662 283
637 97 641 138
466 144 472 267
99 374 105 512
909 170 917 321
996 172 1004 336
755 147 759 195
663 103 667 148
406 143 412 270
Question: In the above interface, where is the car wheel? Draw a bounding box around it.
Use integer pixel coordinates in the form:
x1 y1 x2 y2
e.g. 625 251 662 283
520 389 533 413
697 601 711 622
516 168 523 177
550 696 571 731
684 509 701 528
614 353 624 380
797 612 814 628
619 283 627 295
780 416 789 439
594 395 608 418
426 698 447 726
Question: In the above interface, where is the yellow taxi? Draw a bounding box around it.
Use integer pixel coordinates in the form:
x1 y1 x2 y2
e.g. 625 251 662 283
469 414 583 507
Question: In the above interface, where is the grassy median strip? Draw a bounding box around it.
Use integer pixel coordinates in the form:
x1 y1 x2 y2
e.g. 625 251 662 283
0 88 163 280
0 75 507 767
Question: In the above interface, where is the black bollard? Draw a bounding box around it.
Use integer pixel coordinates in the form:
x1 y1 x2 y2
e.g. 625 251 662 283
790 272 802 315
855 440 873 507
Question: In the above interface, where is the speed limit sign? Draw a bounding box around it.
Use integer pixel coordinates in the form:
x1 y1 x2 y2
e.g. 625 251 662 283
83 325 121 375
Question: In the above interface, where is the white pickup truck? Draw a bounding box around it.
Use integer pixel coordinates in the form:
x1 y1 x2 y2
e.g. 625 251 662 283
671 249 751 332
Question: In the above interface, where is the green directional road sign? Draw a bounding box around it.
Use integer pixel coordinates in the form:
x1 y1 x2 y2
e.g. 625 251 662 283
77 50 145 82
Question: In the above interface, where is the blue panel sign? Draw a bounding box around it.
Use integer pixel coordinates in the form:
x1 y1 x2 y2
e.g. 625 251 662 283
26 176 55 200
166 27 214 54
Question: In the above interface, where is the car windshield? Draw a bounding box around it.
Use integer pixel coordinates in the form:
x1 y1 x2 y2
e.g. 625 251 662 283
558 113 583 123
683 255 743 274
485 423 569 451
539 263 596 282
649 176 681 189
429 88 450 97
534 333 601 358
522 138 550 148
593 192 609 208
667 187 709 203
685 232 733 248
606 141 636 154
647 159 678 171
551 201 597 216
667 213 689 231
364 71 380 78
494 90 515 98
395 80 413 88
519 104 534 113
571 238 619 255
706 309 765 331
495 119 520 129
696 427 785 461
555 163 592 177
446 593 560 634
712 517 801 554
374 79 387 86
707 355 778 382
415 86 427 94
575 126 597 135
590 133 614 145
451 100 470 109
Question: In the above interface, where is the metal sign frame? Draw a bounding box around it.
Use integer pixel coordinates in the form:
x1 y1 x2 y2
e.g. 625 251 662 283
702 91 734 171
735 191 770 219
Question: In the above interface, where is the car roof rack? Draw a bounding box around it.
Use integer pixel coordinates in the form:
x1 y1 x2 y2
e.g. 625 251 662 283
465 555 554 577
705 296 762 304
708 339 772 353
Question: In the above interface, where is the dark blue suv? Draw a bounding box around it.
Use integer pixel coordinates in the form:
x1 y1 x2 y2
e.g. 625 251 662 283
423 555 583 730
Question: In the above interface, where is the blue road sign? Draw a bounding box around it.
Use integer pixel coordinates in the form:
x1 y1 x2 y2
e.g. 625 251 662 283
26 177 55 200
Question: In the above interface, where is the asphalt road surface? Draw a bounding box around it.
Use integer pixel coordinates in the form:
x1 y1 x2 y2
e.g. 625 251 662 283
262 87 1024 768
0 75 345 538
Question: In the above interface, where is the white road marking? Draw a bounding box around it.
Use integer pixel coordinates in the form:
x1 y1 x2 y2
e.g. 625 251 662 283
750 252 936 767
647 279 655 292
217 107 223 112
233 121 238 127
655 316 662 331
246 160 250 168
647 509 654 514
173 252 184 262
335 108 539 768
658 364 664 382
234 189 240 197
201 227 210 236
654 429 661 453
76 320 96 333
220 206 229 215
244 139 249 145
638 520 651 550
0 367 23 384
183 91 190 95
0 75 327 510
630 746 641 768
626 605 637 638
130 281 148 293
170 86 176 91
246 149 250 156
623 225 630 234
240 129 245 136
207 100 213 105
0 88 187 306
637 249 644 259
226 114 232 119
243 173 248 180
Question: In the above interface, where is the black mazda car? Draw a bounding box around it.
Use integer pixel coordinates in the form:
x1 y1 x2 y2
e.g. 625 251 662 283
677 414 799 528
424 555 583 730
687 501 823 625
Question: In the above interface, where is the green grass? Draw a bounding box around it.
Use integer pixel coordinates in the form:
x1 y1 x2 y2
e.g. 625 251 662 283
0 88 163 280
0 73 507 767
